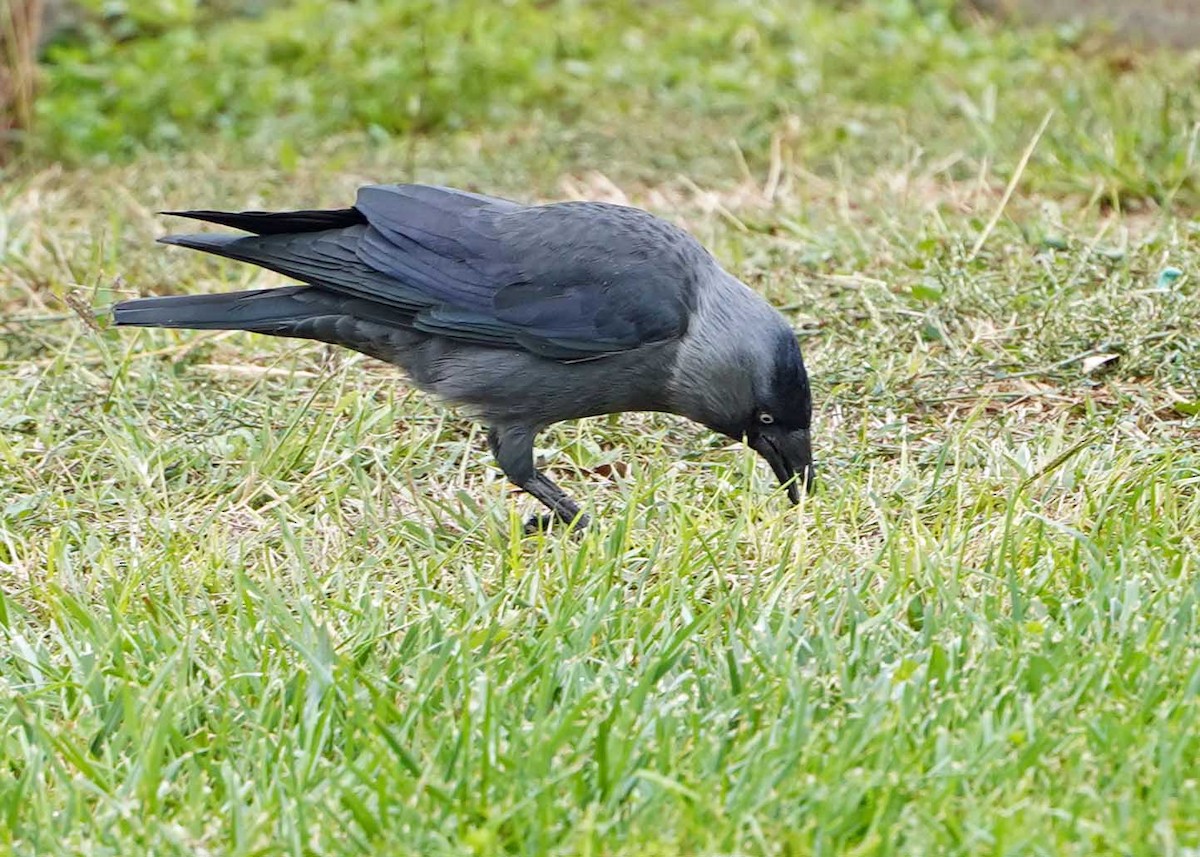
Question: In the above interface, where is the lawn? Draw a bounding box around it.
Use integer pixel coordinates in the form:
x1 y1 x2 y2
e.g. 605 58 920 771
2 1 1199 854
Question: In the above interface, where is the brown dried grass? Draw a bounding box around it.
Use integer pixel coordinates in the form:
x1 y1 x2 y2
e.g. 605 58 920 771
1 0 43 161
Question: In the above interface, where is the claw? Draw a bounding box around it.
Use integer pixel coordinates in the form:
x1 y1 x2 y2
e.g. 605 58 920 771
522 511 590 536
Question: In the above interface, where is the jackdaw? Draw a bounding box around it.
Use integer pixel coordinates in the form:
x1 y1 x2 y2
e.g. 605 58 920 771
113 184 813 530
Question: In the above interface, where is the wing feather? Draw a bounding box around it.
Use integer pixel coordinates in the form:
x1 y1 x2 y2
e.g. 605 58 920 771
160 183 705 360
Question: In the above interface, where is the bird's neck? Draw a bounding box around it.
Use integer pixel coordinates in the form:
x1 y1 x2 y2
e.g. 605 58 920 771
666 272 774 430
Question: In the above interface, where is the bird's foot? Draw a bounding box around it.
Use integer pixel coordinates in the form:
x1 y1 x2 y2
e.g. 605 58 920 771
523 511 590 536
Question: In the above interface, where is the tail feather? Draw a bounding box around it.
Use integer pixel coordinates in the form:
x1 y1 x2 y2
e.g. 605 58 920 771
162 207 365 235
113 286 324 331
156 232 243 254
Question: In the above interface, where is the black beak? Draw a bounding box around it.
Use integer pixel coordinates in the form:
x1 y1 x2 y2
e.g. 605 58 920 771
748 428 813 504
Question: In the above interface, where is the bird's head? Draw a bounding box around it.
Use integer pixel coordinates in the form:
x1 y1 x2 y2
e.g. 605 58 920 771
734 328 813 503
668 275 815 504
684 331 814 502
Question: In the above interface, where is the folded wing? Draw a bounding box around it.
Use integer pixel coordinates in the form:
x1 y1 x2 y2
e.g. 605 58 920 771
162 183 706 360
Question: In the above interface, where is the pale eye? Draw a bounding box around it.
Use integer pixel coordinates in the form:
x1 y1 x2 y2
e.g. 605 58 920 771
758 412 775 425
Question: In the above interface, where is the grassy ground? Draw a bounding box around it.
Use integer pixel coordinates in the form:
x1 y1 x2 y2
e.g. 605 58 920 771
2 2 1200 854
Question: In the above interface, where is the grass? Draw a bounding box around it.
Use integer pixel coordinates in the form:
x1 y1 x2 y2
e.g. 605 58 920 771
2 1 1200 854
0 0 43 159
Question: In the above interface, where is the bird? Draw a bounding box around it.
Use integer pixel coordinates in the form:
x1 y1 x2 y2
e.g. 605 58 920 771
113 183 813 531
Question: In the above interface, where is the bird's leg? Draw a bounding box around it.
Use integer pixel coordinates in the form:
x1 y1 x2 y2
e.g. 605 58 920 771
487 425 590 533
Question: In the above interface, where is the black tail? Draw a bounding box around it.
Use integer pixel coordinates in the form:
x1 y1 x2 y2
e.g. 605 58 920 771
162 207 365 235
112 286 329 332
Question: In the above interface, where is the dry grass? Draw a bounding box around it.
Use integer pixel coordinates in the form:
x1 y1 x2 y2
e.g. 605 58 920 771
0 0 42 160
